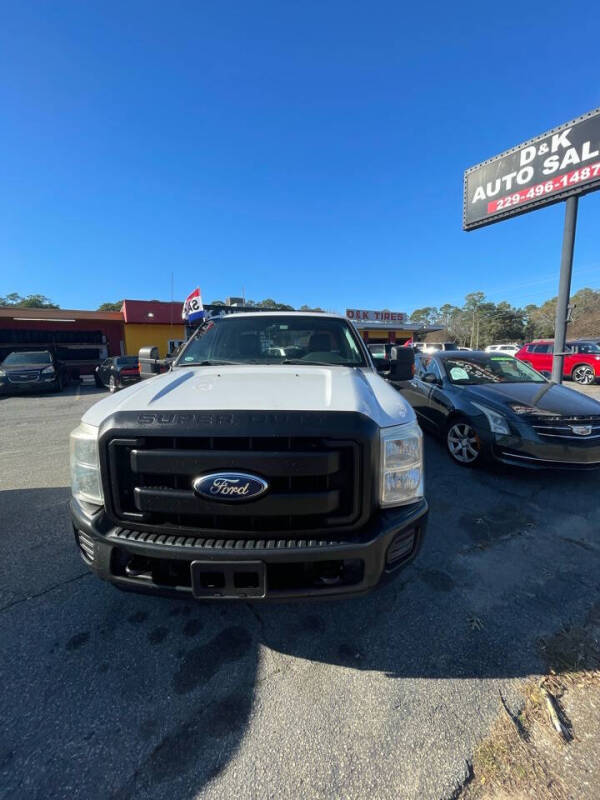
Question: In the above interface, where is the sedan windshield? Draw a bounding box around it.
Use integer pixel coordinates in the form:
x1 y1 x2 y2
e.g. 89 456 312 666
3 351 52 366
176 315 367 367
444 356 545 384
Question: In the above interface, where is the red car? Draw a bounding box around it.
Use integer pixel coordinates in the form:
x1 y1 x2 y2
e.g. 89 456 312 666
516 340 600 385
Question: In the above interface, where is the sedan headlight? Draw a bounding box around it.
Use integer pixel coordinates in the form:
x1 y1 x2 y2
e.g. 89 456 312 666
380 421 424 506
0 369 5 377
471 402 510 435
41 365 56 375
70 422 103 505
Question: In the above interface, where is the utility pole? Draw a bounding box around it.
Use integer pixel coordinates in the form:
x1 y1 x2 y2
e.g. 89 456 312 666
551 197 578 383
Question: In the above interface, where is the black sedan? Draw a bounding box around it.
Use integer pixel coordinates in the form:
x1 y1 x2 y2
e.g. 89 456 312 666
94 356 140 392
403 351 600 469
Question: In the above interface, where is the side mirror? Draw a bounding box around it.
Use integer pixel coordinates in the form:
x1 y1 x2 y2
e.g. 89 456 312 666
138 346 163 379
422 372 441 385
388 346 415 381
373 356 390 373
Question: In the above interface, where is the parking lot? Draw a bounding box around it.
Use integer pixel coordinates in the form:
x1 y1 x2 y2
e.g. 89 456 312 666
1 384 600 800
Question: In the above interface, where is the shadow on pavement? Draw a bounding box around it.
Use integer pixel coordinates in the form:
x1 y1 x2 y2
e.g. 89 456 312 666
1 441 599 798
0 382 107 400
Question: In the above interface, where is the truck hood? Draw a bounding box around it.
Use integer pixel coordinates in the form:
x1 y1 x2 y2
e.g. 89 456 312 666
82 366 415 429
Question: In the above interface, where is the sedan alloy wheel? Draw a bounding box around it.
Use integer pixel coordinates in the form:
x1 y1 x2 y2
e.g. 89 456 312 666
447 421 481 465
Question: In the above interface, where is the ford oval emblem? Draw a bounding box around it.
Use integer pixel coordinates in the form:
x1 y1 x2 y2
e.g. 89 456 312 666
192 472 269 502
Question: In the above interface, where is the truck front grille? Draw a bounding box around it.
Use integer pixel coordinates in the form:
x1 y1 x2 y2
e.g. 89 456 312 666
106 435 362 535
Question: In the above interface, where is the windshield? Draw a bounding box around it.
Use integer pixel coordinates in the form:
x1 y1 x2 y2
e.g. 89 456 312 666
116 356 138 366
176 315 367 367
444 355 546 385
3 351 52 366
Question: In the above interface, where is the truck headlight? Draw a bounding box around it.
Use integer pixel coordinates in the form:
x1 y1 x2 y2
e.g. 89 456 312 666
471 402 510 435
380 421 424 507
70 422 103 506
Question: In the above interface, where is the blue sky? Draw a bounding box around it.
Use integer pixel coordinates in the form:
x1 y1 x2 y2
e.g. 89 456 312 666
1 1 599 315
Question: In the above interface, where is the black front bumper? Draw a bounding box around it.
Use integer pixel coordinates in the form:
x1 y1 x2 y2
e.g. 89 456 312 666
0 378 57 394
70 497 428 600
490 431 600 470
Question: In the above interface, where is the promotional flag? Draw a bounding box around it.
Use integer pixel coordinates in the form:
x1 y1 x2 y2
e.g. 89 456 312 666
182 287 205 323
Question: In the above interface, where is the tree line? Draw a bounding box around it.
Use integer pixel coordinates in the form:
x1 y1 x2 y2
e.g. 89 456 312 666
410 287 600 347
0 293 324 313
210 298 325 312
0 292 59 308
3 289 597 345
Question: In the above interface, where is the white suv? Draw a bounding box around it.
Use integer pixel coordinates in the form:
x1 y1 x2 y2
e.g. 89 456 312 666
485 343 520 355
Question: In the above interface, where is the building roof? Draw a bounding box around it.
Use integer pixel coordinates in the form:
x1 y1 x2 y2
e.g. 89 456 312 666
121 299 183 324
0 306 123 322
352 319 443 333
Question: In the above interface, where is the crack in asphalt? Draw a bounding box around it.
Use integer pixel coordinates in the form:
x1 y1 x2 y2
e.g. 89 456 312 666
0 571 91 614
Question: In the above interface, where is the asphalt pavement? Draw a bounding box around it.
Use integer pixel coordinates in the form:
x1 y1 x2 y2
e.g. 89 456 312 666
1 382 600 800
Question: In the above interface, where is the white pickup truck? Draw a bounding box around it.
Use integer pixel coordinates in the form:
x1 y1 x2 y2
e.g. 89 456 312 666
70 312 428 600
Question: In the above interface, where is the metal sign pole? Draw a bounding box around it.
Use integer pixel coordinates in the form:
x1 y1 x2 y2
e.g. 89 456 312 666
551 196 578 383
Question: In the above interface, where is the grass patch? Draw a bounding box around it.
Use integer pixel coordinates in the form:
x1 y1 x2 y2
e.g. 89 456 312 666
462 612 600 799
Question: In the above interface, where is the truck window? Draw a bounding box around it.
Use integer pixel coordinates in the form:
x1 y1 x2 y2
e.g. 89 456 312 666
177 316 367 367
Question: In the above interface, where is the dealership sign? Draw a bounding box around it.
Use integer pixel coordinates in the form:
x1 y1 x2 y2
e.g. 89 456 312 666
346 309 407 323
463 108 600 230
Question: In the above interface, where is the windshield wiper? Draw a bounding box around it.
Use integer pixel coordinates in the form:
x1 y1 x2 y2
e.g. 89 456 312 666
280 359 341 366
180 359 242 366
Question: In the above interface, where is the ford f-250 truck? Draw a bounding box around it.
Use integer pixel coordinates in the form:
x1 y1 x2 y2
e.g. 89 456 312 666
70 312 428 600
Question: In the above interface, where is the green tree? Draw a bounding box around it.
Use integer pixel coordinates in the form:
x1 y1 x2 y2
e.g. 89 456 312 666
97 301 124 311
569 288 600 338
410 306 439 326
0 292 59 308
481 301 525 346
256 298 294 311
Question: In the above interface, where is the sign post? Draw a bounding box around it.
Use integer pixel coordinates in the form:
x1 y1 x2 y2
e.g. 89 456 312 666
464 108 600 383
551 196 578 383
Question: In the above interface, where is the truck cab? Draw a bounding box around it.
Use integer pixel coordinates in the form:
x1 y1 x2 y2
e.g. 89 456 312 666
70 312 428 600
